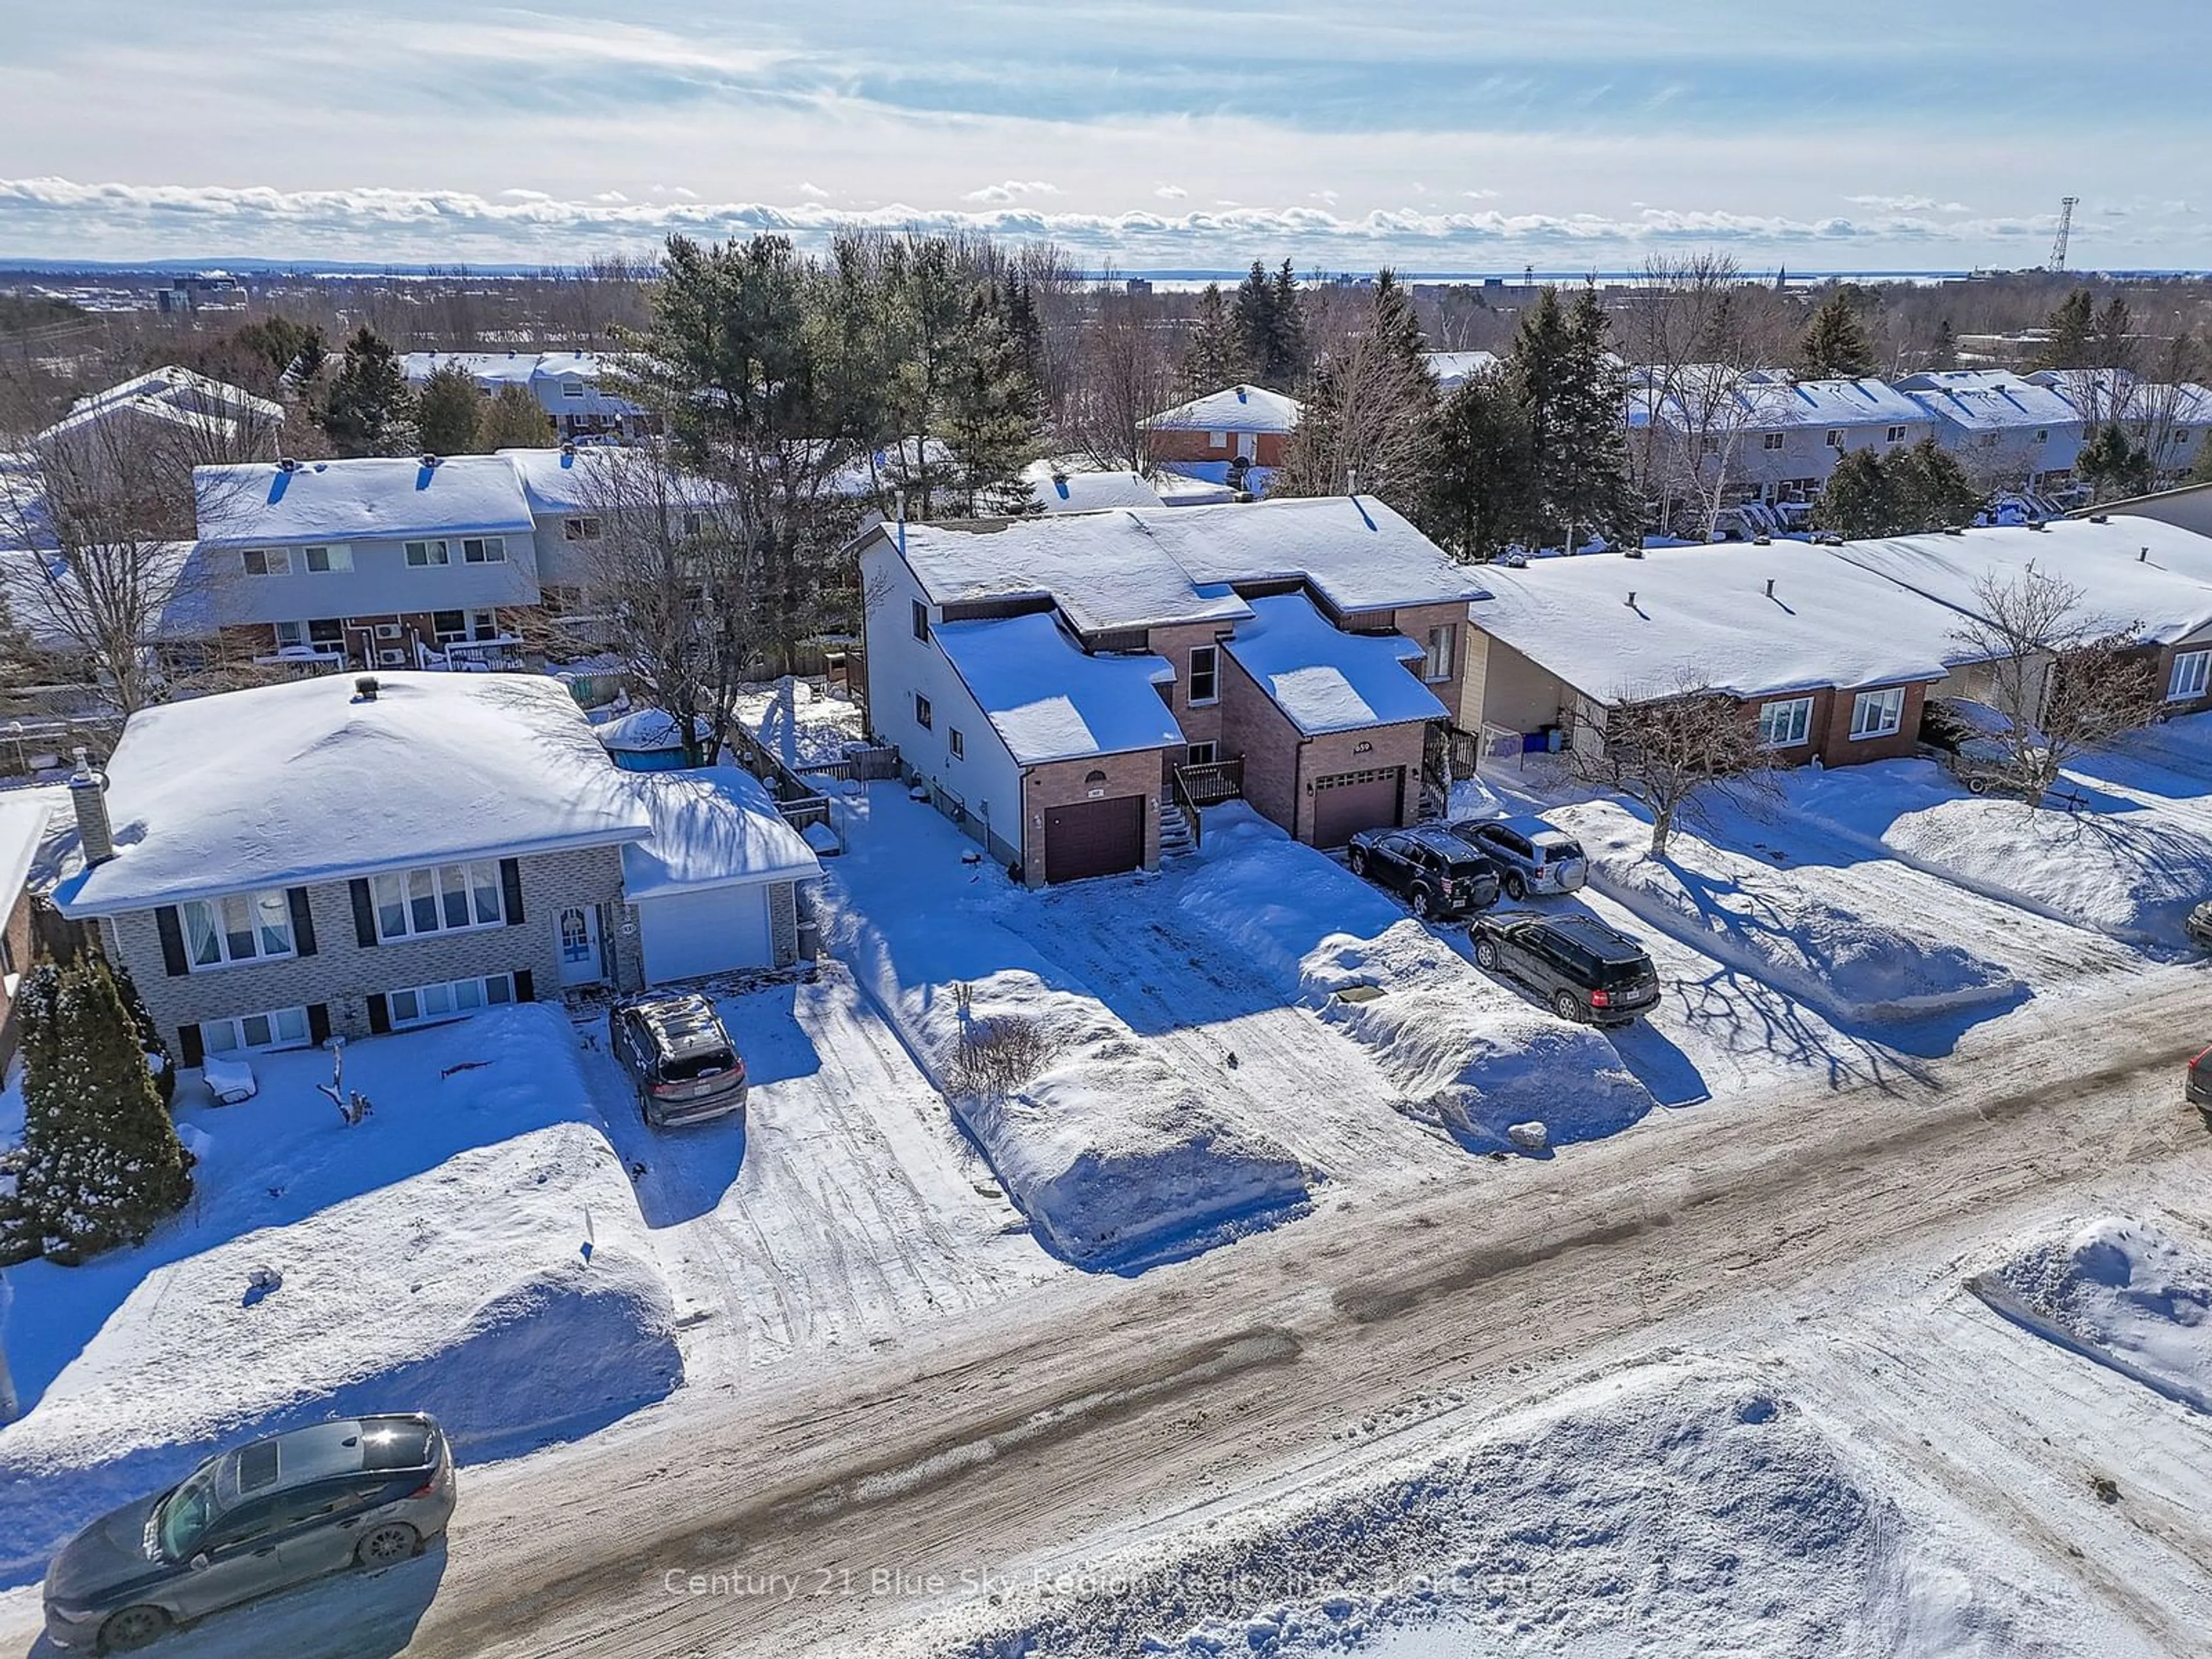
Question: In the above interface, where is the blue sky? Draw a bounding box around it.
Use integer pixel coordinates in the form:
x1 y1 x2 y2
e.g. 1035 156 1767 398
3 0 2207 269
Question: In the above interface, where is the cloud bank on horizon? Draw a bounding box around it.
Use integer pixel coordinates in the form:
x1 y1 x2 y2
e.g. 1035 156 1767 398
3 0 2205 270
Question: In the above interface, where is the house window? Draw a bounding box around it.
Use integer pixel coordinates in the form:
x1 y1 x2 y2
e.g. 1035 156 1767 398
460 536 506 564
1885 426 1907 444
372 860 505 941
914 694 933 730
563 517 602 541
1701 435 1721 453
302 544 352 573
1422 623 1456 683
1757 696 1814 748
2033 429 2048 444
1824 429 1845 448
389 973 516 1028
681 511 707 537
306 618 343 644
471 609 498 641
182 890 296 969
433 609 468 643
560 380 585 398
1207 430 1228 450
200 1006 311 1055
949 727 964 759
1188 643 1219 706
2177 429 2192 448
2169 650 2211 702
274 620 306 648
1762 433 1785 451
405 539 452 567
1186 742 1217 766
1850 686 1906 740
912 600 930 643
241 548 290 576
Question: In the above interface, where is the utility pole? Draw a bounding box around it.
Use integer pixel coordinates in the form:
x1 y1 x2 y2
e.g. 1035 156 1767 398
2050 196 2078 272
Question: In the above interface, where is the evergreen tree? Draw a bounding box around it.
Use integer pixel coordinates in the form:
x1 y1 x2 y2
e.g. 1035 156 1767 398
1273 269 1437 513
2032 289 2095 370
1230 261 1275 384
1180 282 1240 394
415 361 485 454
2190 431 2212 486
1809 446 1896 540
1929 316 1957 372
1810 438 1983 539
1427 370 1536 561
110 962 174 1108
2093 295 2136 372
2078 420 2153 501
1797 289 1877 378
942 282 1046 515
1510 285 1635 551
476 383 554 449
15 958 192 1263
318 326 416 457
1263 259 1309 389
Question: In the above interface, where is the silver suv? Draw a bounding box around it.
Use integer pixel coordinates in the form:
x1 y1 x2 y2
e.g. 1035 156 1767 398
611 991 748 1127
43 1415 454 1652
1449 815 1588 899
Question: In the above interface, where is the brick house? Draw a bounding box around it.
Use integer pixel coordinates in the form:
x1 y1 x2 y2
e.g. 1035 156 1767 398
53 672 656 1066
857 495 1482 882
1138 385 1302 483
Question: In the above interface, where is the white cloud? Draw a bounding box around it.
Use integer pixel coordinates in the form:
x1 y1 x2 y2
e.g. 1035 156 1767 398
963 179 1062 203
1844 194 1969 213
1465 188 1501 200
1154 183 1187 199
796 181 831 199
650 184 700 201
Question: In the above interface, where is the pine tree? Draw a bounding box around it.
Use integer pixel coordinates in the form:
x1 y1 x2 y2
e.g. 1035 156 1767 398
1809 446 1896 540
415 361 484 454
2093 295 2135 372
1231 261 1274 385
2078 421 2152 501
1797 289 1877 378
1510 285 1635 551
1427 370 1536 561
476 383 554 449
2190 431 2212 486
110 962 174 1108
1264 259 1309 389
1929 316 1957 371
319 326 416 457
1890 438 1983 531
1180 282 1240 394
942 282 1046 515
16 958 193 1263
2032 289 2095 371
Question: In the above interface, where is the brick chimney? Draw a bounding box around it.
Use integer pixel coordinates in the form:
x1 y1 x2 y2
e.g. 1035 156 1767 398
69 746 115 867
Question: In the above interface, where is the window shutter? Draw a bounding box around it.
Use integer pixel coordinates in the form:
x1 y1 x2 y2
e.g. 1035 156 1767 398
179 1023 205 1068
287 888 317 957
366 993 390 1035
307 1003 331 1046
153 906 190 976
500 858 525 925
350 879 377 948
514 969 535 1003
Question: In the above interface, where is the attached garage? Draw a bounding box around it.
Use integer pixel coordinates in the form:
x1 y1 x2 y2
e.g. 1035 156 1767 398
623 766 823 983
1043 793 1146 883
1310 766 1404 847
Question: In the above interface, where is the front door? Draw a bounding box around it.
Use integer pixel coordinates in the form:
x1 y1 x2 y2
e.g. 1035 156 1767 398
556 904 603 986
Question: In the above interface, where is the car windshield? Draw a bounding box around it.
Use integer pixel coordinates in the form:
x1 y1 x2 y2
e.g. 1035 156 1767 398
154 1463 224 1560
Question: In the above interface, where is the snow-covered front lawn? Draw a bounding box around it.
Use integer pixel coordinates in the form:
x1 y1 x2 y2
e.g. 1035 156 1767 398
0 1006 679 1586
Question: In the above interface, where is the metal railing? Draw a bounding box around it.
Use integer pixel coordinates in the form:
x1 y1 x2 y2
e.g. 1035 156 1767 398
1175 756 1244 807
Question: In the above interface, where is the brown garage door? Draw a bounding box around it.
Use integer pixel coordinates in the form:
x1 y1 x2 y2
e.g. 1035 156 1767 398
1043 794 1146 882
1310 767 1403 847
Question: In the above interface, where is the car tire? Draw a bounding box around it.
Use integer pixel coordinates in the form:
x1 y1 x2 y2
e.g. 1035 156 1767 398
1410 887 1434 919
99 1606 171 1652
1348 849 1368 876
1503 872 1527 901
1552 988 1584 1022
1474 936 1500 970
356 1522 419 1570
1965 777 1987 796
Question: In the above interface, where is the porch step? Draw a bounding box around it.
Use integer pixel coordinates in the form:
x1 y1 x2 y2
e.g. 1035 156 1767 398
1158 802 1197 858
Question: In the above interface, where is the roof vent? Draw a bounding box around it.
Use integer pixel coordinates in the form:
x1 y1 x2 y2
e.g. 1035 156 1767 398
1346 465 1360 497
2089 513 2109 524
1236 387 1249 403
1941 524 1965 536
276 456 300 473
1623 546 1645 559
559 441 576 459
1764 577 1775 597
2141 546 2150 562
1625 590 1637 608
418 453 440 469
353 675 380 702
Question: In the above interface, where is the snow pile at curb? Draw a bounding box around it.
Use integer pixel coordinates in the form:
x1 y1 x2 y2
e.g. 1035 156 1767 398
1787 761 2212 949
902 1361 2054 1658
1180 810 1652 1150
1971 1215 2212 1414
822 793 1316 1267
0 1010 681 1586
1553 800 2023 1022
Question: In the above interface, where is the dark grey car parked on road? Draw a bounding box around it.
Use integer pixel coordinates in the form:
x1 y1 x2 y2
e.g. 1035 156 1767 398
1448 816 1588 899
611 990 749 1127
1471 912 1661 1026
43 1414 455 1652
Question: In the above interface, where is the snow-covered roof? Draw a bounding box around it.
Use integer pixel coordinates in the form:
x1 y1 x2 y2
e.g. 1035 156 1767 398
620 766 820 900
2024 368 2212 429
0 542 209 646
59 672 651 915
402 351 643 417
594 706 709 753
895 514 1253 634
498 445 722 515
1423 351 1501 391
38 395 247 452
1149 468 1240 505
1021 462 1166 514
935 612 1183 764
1631 368 1929 434
1222 593 1446 735
402 351 540 389
0 787 66 910
194 454 535 548
1893 370 2082 434
1468 542 1984 703
1828 520 2212 647
1150 494 1490 613
1142 384 1303 434
62 366 282 427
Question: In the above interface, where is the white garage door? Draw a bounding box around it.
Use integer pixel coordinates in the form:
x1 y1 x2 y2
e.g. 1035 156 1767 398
636 884 774 984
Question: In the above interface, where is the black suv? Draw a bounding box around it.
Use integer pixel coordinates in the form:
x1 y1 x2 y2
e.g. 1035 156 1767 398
1346 826 1501 919
609 991 748 1127
1470 912 1661 1026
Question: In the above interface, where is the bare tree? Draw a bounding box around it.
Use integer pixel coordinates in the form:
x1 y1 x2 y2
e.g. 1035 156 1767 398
1950 564 2161 804
1573 668 1778 857
1065 281 1177 472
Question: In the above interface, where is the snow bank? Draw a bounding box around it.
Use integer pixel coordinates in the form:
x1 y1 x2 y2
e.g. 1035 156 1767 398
1787 760 2212 949
822 789 1315 1267
1972 1215 2212 1414
0 1009 680 1586
732 677 869 770
1179 809 1652 1151
1554 800 2022 1022
903 1361 2048 1658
